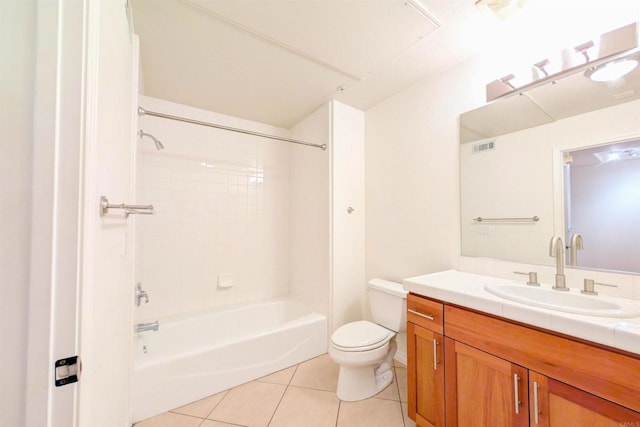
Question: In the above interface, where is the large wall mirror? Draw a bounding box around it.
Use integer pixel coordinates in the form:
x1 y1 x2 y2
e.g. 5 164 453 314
460 35 640 274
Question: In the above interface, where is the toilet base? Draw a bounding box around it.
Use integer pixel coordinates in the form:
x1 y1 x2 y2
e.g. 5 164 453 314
334 340 397 401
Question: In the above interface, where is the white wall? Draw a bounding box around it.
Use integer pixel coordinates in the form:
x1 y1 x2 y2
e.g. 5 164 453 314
136 96 294 321
0 1 35 425
364 57 492 283
363 55 504 364
331 101 365 329
291 100 366 333
290 104 331 319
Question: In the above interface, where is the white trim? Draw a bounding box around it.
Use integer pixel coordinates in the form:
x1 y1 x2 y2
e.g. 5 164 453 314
77 0 101 424
26 0 88 425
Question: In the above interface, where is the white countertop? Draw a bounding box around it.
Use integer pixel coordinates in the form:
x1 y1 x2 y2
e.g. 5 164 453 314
403 269 640 356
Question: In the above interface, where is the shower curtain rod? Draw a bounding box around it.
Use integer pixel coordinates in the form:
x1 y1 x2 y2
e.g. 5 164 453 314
137 107 327 151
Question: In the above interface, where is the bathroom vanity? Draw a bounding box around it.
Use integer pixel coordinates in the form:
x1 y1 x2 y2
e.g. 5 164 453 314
404 270 640 427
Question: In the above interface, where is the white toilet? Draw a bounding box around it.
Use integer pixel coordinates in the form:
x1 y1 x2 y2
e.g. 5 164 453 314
329 278 408 401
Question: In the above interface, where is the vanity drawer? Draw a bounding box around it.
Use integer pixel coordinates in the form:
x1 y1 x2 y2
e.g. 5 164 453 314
407 294 444 334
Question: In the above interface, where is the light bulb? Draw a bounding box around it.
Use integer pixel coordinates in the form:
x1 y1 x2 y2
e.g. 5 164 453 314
586 57 639 82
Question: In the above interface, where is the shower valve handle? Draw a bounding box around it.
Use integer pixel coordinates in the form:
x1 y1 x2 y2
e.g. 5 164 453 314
136 283 149 306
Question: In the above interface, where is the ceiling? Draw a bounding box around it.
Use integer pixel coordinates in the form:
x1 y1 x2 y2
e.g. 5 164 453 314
130 0 498 128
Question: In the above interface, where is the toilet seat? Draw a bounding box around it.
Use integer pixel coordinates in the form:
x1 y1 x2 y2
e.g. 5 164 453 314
331 320 393 352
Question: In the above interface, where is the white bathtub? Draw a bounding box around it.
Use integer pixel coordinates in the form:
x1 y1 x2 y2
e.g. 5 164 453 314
131 299 327 422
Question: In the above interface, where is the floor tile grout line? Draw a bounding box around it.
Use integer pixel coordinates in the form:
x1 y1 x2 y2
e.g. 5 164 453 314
266 383 289 426
203 389 230 421
284 383 338 393
399 401 408 427
286 363 300 386
165 411 207 421
394 365 411 427
266 362 300 426
169 360 306 426
394 366 402 401
158 354 418 427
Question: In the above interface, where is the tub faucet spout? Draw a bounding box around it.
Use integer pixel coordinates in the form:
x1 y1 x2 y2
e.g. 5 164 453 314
549 236 568 291
135 321 159 333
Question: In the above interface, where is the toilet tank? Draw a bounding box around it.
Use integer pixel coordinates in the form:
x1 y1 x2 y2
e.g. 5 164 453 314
368 278 408 332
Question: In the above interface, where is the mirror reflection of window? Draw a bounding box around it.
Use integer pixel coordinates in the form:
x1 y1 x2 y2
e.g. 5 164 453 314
564 140 640 273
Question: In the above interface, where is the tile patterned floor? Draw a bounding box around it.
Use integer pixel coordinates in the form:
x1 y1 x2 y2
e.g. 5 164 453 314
134 354 416 427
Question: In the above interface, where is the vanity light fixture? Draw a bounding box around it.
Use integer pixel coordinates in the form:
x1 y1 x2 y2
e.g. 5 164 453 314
486 22 639 101
585 56 639 82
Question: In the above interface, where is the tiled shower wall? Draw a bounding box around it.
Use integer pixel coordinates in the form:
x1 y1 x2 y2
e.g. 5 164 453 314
135 97 293 321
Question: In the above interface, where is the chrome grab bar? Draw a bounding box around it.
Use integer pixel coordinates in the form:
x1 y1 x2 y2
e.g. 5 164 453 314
100 195 154 217
474 216 539 223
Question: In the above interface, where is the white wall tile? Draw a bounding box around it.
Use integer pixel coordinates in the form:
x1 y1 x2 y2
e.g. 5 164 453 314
473 258 495 276
593 271 634 299
457 256 476 273
136 97 294 321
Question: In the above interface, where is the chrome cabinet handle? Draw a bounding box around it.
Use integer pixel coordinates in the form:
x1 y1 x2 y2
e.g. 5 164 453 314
533 381 540 424
432 339 439 371
408 309 434 321
514 373 521 415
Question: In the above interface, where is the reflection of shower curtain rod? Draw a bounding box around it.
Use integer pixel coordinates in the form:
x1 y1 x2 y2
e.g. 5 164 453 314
137 107 327 151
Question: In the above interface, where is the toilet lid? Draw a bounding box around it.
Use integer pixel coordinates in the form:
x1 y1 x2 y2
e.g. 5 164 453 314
331 320 392 350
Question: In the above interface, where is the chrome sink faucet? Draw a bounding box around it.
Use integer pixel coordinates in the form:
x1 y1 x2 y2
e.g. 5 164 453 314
569 233 584 266
549 236 568 291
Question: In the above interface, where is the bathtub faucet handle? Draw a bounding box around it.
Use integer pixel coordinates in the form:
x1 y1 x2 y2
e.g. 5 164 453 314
136 283 149 306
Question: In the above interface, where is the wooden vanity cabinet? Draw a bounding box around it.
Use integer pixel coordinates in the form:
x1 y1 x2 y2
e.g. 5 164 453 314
528 371 640 426
445 338 529 427
445 351 640 427
407 293 640 427
407 294 445 427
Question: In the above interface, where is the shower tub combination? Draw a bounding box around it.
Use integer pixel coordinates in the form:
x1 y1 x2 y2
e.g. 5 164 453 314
131 298 327 422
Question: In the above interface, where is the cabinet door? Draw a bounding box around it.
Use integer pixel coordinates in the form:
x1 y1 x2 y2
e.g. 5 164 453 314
445 339 529 427
529 371 640 427
407 322 444 427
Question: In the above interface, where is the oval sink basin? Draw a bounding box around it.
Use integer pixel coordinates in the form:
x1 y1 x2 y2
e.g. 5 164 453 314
484 283 640 318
